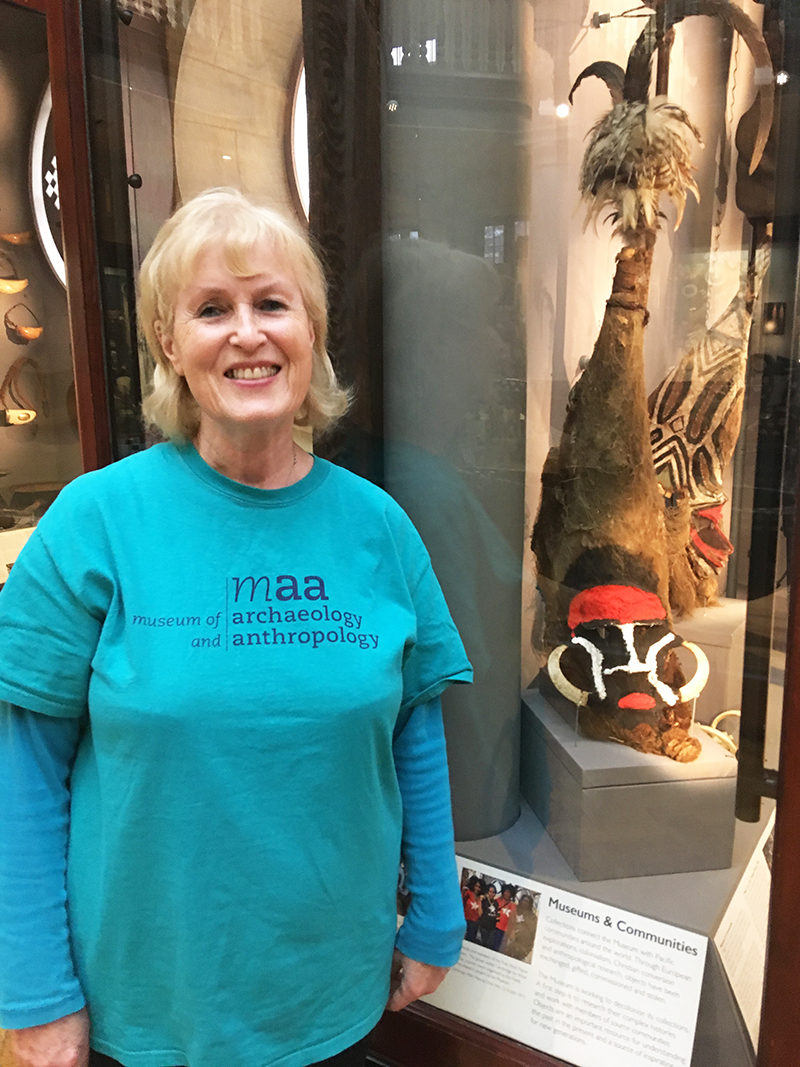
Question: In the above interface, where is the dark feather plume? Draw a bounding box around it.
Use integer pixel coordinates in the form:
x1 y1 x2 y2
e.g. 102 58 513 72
622 0 773 173
569 61 626 105
624 16 658 104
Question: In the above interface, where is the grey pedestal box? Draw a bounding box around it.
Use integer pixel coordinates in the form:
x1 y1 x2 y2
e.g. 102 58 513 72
674 597 747 728
521 689 738 881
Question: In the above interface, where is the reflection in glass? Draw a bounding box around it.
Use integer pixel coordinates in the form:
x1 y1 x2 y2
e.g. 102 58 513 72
382 0 528 839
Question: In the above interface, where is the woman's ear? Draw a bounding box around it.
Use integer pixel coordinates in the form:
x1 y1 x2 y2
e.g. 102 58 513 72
155 320 182 375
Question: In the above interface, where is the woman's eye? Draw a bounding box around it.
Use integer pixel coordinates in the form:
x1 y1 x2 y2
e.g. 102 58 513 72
258 299 286 313
198 304 223 318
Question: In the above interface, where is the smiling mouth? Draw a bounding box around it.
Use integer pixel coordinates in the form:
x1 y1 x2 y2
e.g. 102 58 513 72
225 365 280 380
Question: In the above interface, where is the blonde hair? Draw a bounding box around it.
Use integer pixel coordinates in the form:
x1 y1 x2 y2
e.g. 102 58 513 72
139 188 350 441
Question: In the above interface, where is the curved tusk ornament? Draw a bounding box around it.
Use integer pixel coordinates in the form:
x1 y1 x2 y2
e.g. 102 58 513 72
548 645 590 707
678 641 710 703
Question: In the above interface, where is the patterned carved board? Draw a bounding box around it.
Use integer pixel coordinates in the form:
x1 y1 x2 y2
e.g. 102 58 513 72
649 282 753 511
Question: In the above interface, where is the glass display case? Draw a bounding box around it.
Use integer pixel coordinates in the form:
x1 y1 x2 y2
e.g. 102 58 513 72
369 3 791 1064
76 0 800 1064
0 0 85 583
373 2 797 1067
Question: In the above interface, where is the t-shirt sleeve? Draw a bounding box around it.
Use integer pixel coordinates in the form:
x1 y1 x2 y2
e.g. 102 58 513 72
400 553 473 713
0 481 113 718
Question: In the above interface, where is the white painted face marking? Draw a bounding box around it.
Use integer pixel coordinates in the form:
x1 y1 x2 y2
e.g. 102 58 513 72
642 632 680 706
600 624 678 706
572 636 607 701
572 624 680 707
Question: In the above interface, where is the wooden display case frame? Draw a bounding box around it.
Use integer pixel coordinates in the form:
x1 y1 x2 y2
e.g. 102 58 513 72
24 0 800 1064
6 0 114 474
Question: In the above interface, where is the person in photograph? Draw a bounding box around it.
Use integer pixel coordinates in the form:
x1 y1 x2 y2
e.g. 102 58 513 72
477 884 500 949
494 884 517 951
502 895 539 962
462 875 484 942
0 189 473 1067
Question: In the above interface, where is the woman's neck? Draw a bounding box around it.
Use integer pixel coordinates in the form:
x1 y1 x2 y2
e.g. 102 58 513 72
195 421 313 489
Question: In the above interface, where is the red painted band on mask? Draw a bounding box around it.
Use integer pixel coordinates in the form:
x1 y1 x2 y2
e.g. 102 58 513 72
568 584 666 631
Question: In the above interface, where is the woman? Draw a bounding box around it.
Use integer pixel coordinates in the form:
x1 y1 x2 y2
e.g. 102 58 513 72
0 189 472 1067
502 895 539 962
476 884 499 949
461 876 483 943
494 884 517 952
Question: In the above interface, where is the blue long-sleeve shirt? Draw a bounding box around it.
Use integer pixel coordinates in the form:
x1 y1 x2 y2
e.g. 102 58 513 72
0 704 85 1026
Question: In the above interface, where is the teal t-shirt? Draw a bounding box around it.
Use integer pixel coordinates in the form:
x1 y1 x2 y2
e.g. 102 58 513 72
0 444 472 1067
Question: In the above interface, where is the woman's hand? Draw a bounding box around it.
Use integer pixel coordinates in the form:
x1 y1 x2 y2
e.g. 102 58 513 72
386 950 449 1012
7 1007 89 1067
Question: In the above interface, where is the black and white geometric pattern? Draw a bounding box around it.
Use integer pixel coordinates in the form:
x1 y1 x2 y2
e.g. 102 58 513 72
44 155 59 212
648 250 768 509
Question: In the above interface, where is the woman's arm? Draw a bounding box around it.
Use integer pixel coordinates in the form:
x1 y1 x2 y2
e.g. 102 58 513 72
388 696 464 1011
5 1009 89 1067
0 700 88 1065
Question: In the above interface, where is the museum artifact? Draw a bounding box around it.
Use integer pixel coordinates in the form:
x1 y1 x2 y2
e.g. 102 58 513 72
4 303 43 342
0 354 46 425
0 251 27 295
547 547 708 760
532 1 773 756
649 247 769 613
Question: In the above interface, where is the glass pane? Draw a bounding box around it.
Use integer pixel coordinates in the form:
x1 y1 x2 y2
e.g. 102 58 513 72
382 0 528 839
93 0 307 264
0 0 83 577
381 1 788 1065
81 0 310 455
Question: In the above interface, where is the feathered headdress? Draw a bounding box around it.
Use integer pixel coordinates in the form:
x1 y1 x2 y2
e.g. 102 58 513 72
581 98 702 233
571 0 774 237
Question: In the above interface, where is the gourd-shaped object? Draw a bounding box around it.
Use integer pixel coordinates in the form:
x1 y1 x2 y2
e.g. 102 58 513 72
4 304 43 342
0 251 27 295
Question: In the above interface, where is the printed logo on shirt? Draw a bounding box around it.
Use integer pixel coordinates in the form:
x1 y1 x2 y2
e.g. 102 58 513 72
131 573 382 653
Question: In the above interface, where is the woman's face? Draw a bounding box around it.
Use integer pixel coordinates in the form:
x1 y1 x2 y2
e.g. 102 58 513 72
159 243 314 441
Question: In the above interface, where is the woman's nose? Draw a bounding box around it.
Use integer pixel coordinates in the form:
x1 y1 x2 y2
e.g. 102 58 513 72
230 305 263 348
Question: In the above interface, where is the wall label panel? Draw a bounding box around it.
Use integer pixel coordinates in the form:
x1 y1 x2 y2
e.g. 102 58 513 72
424 856 708 1067
714 811 775 1048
